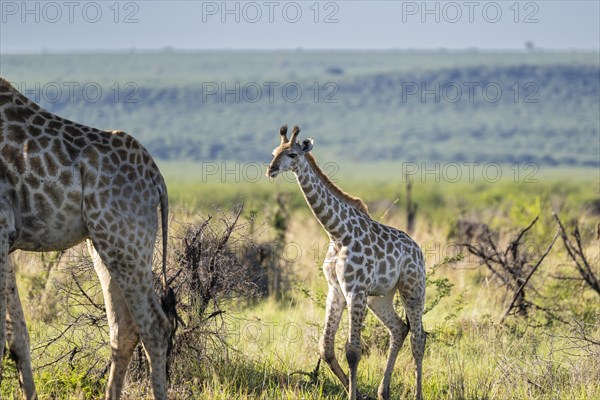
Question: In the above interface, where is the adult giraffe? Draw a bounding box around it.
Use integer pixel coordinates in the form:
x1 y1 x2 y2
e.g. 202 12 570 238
266 125 426 400
0 77 175 399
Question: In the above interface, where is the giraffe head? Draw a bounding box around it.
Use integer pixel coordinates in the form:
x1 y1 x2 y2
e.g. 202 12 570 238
266 125 313 178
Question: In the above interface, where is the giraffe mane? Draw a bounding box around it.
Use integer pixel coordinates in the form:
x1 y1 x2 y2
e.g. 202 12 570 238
304 152 369 215
1 77 94 130
1 77 20 94
1 78 40 110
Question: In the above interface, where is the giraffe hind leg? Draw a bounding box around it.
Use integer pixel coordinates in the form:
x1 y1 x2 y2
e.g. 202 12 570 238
88 241 140 400
87 234 171 400
367 291 409 400
84 194 172 400
401 295 425 400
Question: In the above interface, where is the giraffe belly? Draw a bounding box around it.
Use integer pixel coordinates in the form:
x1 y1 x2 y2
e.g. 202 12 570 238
368 275 400 296
13 214 87 252
367 260 402 296
10 173 88 251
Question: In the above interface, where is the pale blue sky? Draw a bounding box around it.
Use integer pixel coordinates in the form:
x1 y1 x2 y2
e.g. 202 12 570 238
0 1 599 52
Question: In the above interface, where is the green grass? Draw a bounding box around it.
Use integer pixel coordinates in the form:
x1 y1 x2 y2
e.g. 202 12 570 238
2 170 599 399
3 298 599 399
159 159 598 222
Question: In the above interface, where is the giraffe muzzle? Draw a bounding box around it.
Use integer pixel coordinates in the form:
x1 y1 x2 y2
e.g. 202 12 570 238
267 166 279 178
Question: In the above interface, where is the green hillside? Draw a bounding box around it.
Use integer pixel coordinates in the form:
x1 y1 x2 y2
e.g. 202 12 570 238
1 50 598 166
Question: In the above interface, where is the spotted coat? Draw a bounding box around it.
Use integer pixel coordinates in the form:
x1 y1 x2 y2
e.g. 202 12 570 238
267 125 426 400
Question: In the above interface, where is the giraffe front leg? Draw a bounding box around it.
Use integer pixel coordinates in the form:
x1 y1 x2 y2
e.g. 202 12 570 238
0 205 16 384
0 241 8 383
345 291 367 400
6 258 37 400
319 286 348 388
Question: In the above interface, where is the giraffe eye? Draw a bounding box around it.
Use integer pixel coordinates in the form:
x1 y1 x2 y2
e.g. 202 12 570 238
288 153 297 159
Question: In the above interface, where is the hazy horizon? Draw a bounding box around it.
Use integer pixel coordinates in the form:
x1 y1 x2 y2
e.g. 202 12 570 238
2 45 598 56
3 47 600 55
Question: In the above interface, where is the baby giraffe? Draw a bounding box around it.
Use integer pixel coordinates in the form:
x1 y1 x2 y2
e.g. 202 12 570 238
266 125 426 400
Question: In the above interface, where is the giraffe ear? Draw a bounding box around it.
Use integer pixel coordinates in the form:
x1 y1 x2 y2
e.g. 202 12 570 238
301 138 314 153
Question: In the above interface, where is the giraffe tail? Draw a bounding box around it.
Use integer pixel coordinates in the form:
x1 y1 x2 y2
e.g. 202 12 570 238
158 181 169 297
157 179 179 367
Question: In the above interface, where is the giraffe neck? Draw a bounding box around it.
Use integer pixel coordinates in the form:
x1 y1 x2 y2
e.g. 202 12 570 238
293 155 358 242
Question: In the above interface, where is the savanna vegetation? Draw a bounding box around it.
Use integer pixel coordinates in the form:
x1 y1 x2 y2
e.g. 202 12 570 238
1 165 598 399
0 50 598 399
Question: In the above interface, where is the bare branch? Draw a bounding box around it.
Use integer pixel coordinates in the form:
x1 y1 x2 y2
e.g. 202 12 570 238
504 216 539 259
500 230 559 323
70 271 105 312
553 212 600 296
